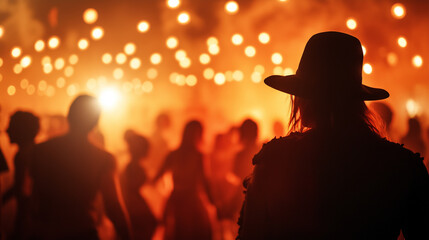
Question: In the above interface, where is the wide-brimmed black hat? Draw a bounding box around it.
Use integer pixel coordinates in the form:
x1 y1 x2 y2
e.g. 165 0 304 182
264 31 389 101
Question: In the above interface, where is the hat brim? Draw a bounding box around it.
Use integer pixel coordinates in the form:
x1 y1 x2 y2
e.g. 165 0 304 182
264 75 389 101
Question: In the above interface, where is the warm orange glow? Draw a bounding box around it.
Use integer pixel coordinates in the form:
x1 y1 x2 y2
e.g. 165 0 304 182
26 85 35 95
175 50 187 61
64 66 74 77
387 53 398 66
207 37 218 46
363 63 372 74
20 79 29 89
233 70 244 81
346 18 357 30
177 12 190 24
203 68 215 79
91 27 104 40
87 78 97 90
225 1 239 14
167 0 180 8
124 43 136 55
284 68 294 75
406 99 421 118
147 68 158 79
273 66 283 75
232 34 243 45
245 46 256 57
67 85 78 97
391 3 406 19
116 53 127 65
362 45 367 56
78 38 89 50
137 21 150 32
208 45 220 55
254 65 265 74
20 56 32 68
130 58 141 69
99 87 121 110
251 72 262 83
41 56 51 65
56 77 66 88
34 40 45 52
46 86 55 97
83 8 98 24
179 58 191 68
11 47 22 58
38 80 47 91
258 32 270 44
166 37 179 49
69 54 79 65
43 64 53 74
412 55 423 68
271 53 283 65
7 85 16 96
214 73 226 85
102 53 113 64
48 36 60 49
186 75 198 86
142 81 154 92
397 37 407 48
113 68 124 79
199 54 210 65
150 53 162 65
0 26 4 38
13 64 23 74
54 58 65 70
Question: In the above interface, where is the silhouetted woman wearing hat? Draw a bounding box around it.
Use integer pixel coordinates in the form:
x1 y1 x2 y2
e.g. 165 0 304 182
238 32 429 240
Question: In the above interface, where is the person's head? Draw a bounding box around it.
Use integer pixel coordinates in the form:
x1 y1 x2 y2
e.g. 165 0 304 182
155 112 171 131
180 120 203 149
67 95 101 134
239 118 258 145
124 130 150 161
264 32 389 133
7 111 39 146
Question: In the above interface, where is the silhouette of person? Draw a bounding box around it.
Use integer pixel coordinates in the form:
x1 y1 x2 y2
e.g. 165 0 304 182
30 95 131 240
2 111 39 239
238 32 429 239
400 118 426 157
154 120 213 240
233 119 260 181
149 112 171 176
121 130 158 240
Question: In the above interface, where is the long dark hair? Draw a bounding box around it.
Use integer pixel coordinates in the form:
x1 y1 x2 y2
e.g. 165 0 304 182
179 120 203 150
288 95 381 136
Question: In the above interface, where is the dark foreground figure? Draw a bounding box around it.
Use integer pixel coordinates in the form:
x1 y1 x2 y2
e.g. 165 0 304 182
238 32 429 240
30 95 130 240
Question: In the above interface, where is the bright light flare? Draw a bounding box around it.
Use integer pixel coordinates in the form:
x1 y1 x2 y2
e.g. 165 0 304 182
177 12 190 24
150 53 162 65
166 37 179 49
11 47 22 58
20 56 32 68
362 45 367 56
167 0 180 8
78 38 89 50
346 18 357 30
91 27 104 40
7 85 16 96
137 21 150 32
124 43 137 55
271 53 283 65
48 36 60 49
98 88 121 110
363 63 372 74
258 33 270 44
391 3 406 19
34 40 45 52
232 34 243 45
225 1 239 14
412 55 423 68
397 37 407 48
245 46 256 57
83 8 98 24
406 99 421 118
0 26 4 38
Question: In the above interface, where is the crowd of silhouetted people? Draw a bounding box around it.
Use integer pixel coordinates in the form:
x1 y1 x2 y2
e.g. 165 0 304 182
0 32 428 240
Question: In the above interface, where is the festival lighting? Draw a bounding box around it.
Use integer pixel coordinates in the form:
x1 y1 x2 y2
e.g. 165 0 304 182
233 70 244 81
362 45 367 56
0 58 3 67
271 53 283 65
179 58 191 68
124 43 137 55
0 26 4 38
150 53 162 65
20 56 32 68
245 46 256 57
54 58 65 70
27 85 35 95
254 65 265 74
251 72 262 83
91 27 104 40
129 58 141 69
207 37 219 46
175 75 186 86
34 40 45 52
41 56 51 65
387 53 398 66
284 68 294 75
406 99 421 118
102 53 113 64
78 38 90 50
116 53 127 65
175 50 187 61
258 33 270 44
397 37 407 48
56 77 66 88
46 86 55 97
38 80 47 91
391 3 406 19
208 45 220 55
363 63 372 74
64 66 74 77
203 68 215 79
177 12 190 24
7 85 16 96
86 78 97 90
13 64 23 74
147 68 158 79
232 34 243 45
167 0 180 8
113 68 124 79
412 55 423 68
346 18 357 30
43 64 53 74
48 36 60 49
225 1 239 14
185 75 198 86
214 73 226 85
199 54 211 65
273 66 283 75
69 54 79 65
137 21 150 32
67 84 78 96
11 47 22 58
142 81 154 92
83 8 98 24
166 37 179 49
20 79 29 89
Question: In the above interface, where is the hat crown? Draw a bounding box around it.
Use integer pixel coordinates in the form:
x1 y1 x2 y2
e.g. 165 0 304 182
296 32 363 96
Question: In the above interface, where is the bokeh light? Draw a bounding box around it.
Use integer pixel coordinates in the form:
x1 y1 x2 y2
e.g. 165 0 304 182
233 70 244 81
203 68 215 80
245 46 256 57
397 37 407 48
258 32 270 44
207 37 219 46
225 1 239 14
214 73 226 85
179 58 191 68
116 53 127 65
11 47 22 58
20 56 32 68
91 27 104 40
251 72 262 83
167 0 180 8
54 58 65 70
41 56 51 65
166 37 179 49
391 3 406 19
56 77 66 88
186 75 198 86
99 87 121 110
199 54 211 65
142 81 154 93
7 85 16 96
363 63 372 74
406 99 421 118
78 38 89 50
147 68 158 79
13 64 23 74
64 66 74 77
69 54 79 65
412 55 423 68
102 53 113 64
83 8 98 24
232 34 243 45
387 52 398 66
27 85 35 95
130 58 141 69
150 53 162 65
34 40 45 52
175 50 187 61
177 12 190 24
113 68 124 79
0 26 4 38
124 43 137 55
20 79 29 89
208 45 220 55
271 53 283 65
48 36 60 49
43 64 53 74
346 18 357 30
137 21 150 32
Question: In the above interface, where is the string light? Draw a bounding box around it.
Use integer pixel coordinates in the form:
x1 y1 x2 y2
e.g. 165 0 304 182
166 37 179 49
137 21 150 32
232 34 243 45
48 36 60 49
391 3 406 19
83 8 98 24
225 1 239 14
91 27 104 40
346 18 357 30
177 12 190 24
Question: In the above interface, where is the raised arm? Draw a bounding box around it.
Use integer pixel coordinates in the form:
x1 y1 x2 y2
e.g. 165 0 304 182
153 152 172 183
